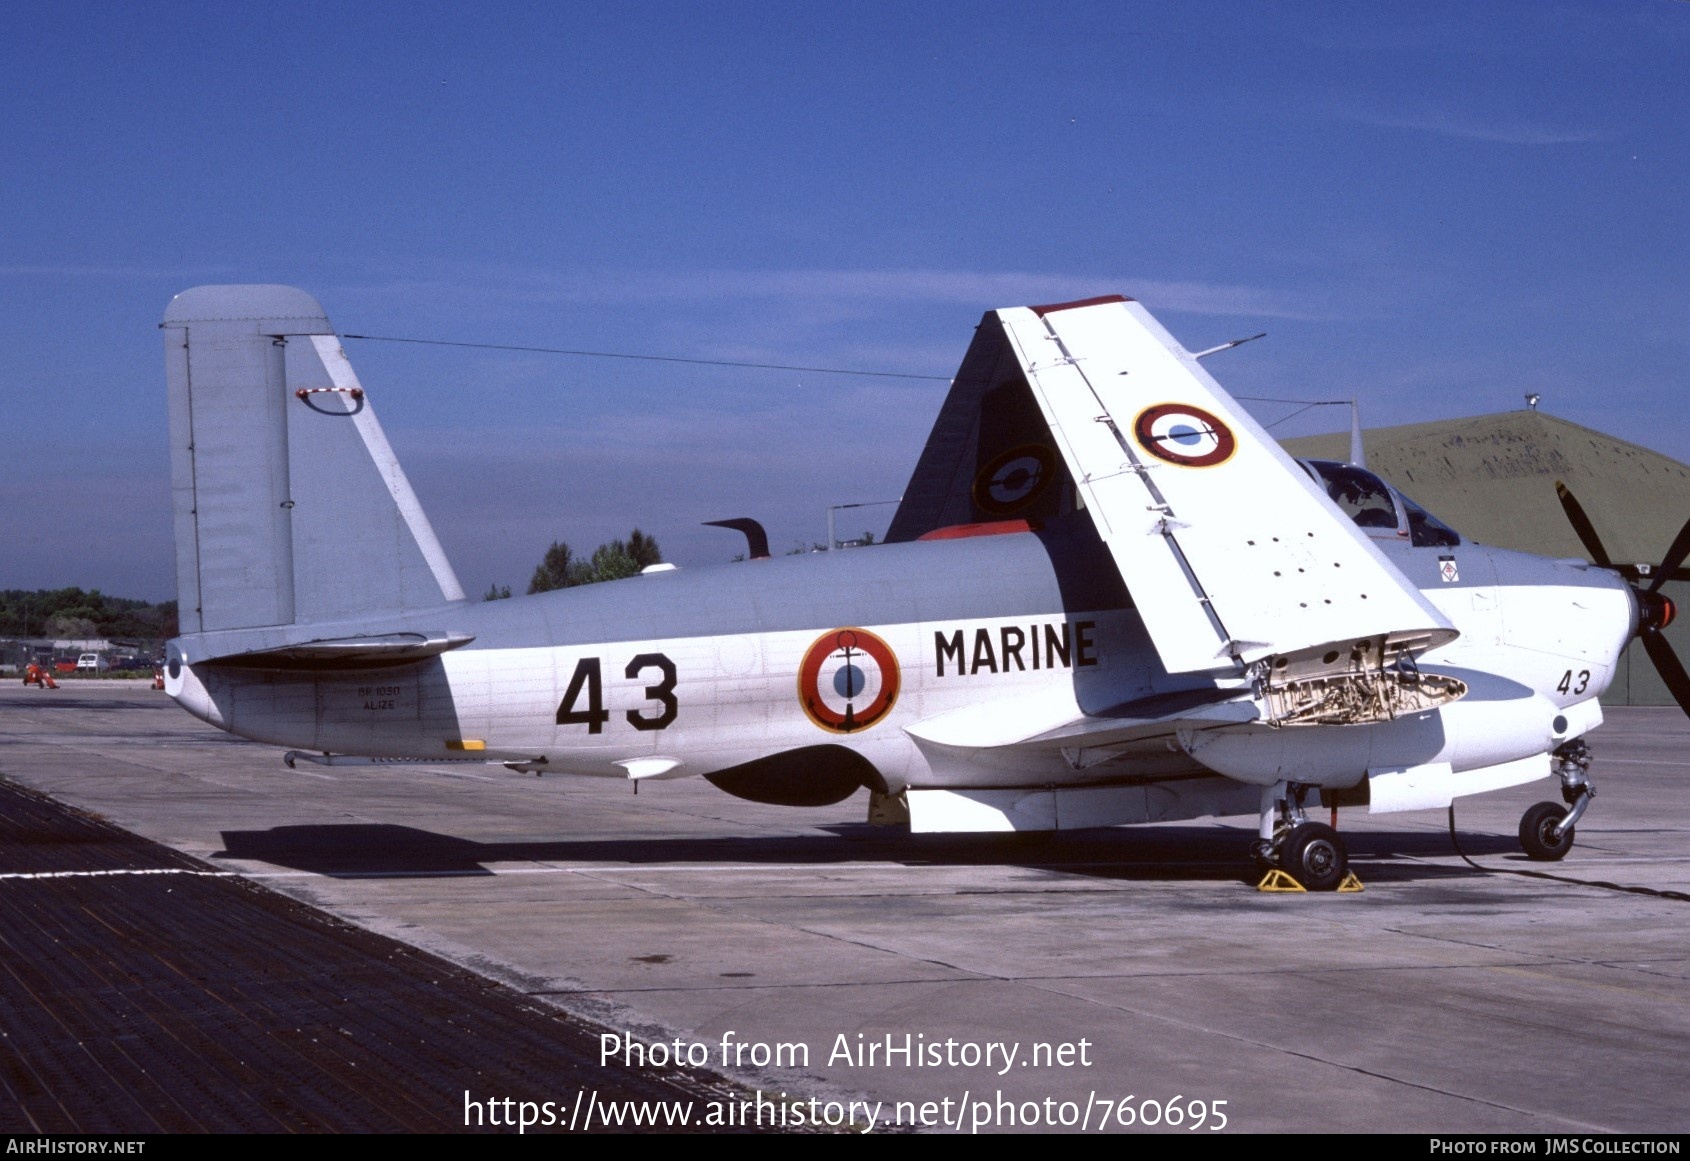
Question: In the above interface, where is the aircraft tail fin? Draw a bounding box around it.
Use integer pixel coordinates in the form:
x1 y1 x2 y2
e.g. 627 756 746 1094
886 311 1077 541
162 285 465 636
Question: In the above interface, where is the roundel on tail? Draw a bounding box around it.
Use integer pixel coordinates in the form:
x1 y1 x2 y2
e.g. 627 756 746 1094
972 443 1058 516
798 628 900 734
1133 403 1236 468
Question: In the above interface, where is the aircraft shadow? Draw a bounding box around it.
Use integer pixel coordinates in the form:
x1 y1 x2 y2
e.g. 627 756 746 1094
1 697 164 712
214 822 1519 885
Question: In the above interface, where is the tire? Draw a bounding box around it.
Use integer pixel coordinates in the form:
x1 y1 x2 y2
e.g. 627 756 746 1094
1281 822 1347 891
1519 801 1574 861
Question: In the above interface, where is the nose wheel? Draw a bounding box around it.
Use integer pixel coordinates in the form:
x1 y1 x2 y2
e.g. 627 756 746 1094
1519 801 1575 861
1518 739 1595 862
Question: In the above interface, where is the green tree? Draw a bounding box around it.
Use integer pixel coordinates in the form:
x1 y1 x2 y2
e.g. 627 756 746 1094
526 530 663 593
579 542 640 584
0 589 176 640
44 613 98 639
527 542 576 594
483 583 511 601
625 528 662 570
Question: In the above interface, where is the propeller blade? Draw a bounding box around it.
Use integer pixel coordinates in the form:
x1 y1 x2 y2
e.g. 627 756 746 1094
1641 627 1690 717
1648 514 1690 594
1555 482 1613 570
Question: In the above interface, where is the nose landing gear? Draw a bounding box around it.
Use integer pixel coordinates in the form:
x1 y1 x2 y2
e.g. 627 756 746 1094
1518 739 1594 862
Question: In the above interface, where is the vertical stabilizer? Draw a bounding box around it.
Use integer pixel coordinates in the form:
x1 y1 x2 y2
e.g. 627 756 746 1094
885 313 1076 541
163 285 464 635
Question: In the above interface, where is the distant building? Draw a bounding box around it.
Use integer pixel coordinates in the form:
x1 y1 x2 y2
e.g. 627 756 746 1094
1284 410 1690 707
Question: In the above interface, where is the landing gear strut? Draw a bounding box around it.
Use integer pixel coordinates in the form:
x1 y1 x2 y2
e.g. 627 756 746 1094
1518 739 1594 862
1256 782 1349 891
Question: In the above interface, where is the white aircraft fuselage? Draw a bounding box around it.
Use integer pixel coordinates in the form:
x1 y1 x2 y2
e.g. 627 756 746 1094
157 285 1670 881
167 511 1634 805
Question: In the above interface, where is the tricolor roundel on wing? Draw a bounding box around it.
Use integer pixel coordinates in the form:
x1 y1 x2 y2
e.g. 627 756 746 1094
1133 403 1236 468
798 628 900 734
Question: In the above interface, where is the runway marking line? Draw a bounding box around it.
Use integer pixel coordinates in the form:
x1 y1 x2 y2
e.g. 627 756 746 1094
0 868 235 880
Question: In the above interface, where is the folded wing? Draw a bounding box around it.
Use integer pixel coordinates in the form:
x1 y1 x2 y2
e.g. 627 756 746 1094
996 296 1455 677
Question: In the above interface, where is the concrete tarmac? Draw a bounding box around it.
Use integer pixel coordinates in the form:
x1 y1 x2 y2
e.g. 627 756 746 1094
4 683 1688 1134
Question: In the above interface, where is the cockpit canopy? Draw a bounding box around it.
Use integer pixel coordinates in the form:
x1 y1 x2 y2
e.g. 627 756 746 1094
1298 460 1461 548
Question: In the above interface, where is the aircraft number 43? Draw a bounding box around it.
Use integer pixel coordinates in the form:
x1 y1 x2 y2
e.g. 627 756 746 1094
556 653 679 733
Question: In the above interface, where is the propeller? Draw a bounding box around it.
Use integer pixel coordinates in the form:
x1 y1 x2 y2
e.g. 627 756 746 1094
1556 481 1690 714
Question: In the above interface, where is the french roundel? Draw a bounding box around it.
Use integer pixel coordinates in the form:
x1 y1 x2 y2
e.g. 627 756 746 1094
1133 403 1237 468
797 628 900 734
972 443 1058 516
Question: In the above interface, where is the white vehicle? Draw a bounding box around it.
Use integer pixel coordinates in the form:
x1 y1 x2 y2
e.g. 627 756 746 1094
76 653 107 673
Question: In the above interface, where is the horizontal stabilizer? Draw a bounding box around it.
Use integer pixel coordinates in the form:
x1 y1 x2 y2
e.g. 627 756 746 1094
197 631 474 670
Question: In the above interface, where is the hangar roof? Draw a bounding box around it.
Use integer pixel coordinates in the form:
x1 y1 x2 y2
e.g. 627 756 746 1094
1282 410 1690 569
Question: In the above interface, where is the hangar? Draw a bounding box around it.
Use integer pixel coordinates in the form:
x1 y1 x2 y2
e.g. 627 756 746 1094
1284 409 1690 706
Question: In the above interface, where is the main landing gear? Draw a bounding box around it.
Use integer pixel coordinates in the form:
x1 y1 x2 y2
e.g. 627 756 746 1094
1254 782 1351 891
1518 739 1595 862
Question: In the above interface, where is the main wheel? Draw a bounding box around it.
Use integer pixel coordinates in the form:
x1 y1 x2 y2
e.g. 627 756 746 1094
1281 822 1347 891
1519 801 1574 861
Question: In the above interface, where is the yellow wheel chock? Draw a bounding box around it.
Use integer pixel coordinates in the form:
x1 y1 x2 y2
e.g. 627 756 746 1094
1256 869 1304 892
1255 869 1366 893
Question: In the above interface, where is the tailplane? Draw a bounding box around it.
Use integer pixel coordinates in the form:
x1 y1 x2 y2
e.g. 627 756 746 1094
162 285 464 637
